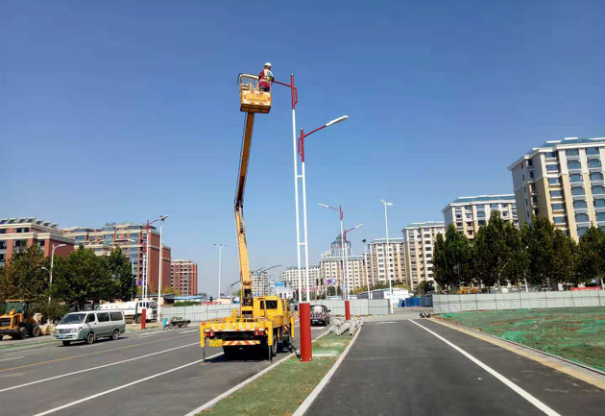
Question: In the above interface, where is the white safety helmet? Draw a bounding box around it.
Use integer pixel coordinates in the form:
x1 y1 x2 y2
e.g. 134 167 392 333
264 62 272 68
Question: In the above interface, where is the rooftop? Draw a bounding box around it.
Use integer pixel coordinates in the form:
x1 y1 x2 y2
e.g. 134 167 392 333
509 136 605 170
369 237 405 243
403 221 445 230
0 217 58 228
451 194 515 204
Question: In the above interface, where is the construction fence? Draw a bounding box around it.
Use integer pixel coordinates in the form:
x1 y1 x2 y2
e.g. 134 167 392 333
160 304 238 322
433 290 605 314
313 299 390 316
160 299 391 322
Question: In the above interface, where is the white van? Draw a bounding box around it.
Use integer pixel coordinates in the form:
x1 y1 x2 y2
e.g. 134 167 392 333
54 310 126 346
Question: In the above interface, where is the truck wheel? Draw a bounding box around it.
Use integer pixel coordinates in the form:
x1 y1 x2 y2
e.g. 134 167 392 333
86 332 95 344
32 325 42 337
62 341 71 346
135 315 142 324
0 334 3 341
17 327 27 340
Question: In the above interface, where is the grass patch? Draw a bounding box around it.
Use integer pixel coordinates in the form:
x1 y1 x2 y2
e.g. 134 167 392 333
440 307 605 371
200 333 352 416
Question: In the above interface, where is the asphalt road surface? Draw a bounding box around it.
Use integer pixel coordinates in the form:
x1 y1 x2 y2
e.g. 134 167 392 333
308 318 605 416
0 321 329 416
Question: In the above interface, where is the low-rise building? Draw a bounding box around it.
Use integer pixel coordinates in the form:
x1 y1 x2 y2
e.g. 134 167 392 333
280 265 321 295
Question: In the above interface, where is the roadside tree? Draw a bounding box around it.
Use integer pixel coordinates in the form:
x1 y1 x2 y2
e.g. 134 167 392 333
575 226 605 288
0 244 49 302
433 225 472 290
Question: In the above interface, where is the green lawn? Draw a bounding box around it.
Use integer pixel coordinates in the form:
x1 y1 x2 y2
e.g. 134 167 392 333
199 334 352 416
440 308 605 371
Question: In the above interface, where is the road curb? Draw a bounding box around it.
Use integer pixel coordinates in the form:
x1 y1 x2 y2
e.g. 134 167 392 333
292 327 362 416
183 328 332 416
429 317 605 390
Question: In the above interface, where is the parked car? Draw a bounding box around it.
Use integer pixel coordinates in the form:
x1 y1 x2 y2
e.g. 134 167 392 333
310 305 331 326
54 310 126 346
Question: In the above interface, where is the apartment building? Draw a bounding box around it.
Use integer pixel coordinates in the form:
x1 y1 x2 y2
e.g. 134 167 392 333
0 217 75 267
442 195 518 238
170 259 198 296
280 265 321 294
509 137 605 240
365 237 406 286
318 234 366 293
251 269 269 297
62 222 172 293
402 221 445 290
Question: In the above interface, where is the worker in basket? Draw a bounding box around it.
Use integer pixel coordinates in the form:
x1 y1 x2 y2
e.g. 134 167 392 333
258 62 274 92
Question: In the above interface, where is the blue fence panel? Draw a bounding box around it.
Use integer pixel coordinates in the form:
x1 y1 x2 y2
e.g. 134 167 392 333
405 297 420 307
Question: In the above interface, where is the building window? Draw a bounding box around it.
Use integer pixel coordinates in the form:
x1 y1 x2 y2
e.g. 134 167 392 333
528 159 533 167
0 241 7 250
546 164 559 172
588 159 602 168
545 151 557 159
530 184 537 192
490 203 499 208
552 203 564 211
568 161 582 170
570 174 583 183
554 217 566 224
550 190 562 198
595 199 605 208
477 211 485 218
567 149 579 156
590 172 604 182
573 200 587 209
530 171 534 179
587 147 600 156
577 227 588 237
592 186 605 195
549 178 560 185
598 213 605 221
576 213 590 223
571 187 585 196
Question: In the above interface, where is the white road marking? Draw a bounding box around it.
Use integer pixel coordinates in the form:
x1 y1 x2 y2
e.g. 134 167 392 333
184 326 331 416
30 352 223 416
292 327 361 416
0 356 23 363
409 320 562 416
377 322 397 325
181 329 197 334
0 342 199 393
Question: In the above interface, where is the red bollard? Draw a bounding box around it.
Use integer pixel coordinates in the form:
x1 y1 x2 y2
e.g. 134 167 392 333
345 300 351 321
141 308 146 330
299 302 312 362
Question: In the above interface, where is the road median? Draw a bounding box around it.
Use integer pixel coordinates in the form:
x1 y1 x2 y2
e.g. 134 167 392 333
194 331 358 416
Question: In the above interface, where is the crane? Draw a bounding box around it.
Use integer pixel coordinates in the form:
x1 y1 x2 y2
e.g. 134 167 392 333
200 73 294 361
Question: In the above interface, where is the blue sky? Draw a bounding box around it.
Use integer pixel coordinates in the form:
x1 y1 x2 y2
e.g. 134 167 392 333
2 1 604 295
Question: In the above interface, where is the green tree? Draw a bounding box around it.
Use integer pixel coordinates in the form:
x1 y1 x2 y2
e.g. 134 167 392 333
0 244 49 301
107 247 135 301
522 216 556 287
551 229 577 284
53 246 113 310
433 225 472 290
575 226 605 287
416 281 434 295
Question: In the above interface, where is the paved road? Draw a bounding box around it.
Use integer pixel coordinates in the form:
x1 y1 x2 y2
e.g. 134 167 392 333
308 318 605 416
0 321 329 416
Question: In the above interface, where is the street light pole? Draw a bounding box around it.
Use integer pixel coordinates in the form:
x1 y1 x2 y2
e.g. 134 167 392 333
381 200 394 314
362 239 371 312
156 216 168 321
215 244 225 303
48 244 66 309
